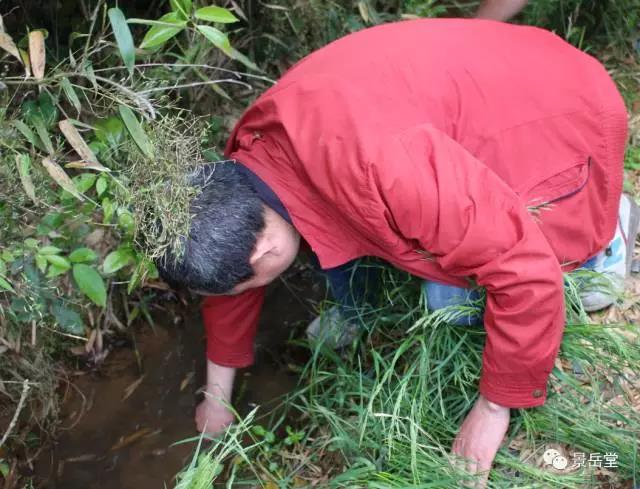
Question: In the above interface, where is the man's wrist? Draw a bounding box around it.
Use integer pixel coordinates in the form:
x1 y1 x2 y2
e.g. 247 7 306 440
480 394 510 413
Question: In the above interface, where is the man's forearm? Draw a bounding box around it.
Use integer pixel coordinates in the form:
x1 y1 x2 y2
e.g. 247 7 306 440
476 0 529 21
204 359 236 404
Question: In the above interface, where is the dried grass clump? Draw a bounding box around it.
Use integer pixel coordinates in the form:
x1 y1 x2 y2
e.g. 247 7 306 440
116 113 209 262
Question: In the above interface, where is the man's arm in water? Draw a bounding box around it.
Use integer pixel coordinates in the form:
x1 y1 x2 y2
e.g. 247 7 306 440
476 0 529 21
198 287 266 434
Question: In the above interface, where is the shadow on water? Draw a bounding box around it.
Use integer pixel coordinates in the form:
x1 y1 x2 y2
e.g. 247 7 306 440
33 263 323 489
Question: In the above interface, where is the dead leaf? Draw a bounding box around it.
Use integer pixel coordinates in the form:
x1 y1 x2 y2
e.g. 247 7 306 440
110 427 155 451
41 157 83 200
65 160 110 171
0 32 21 63
28 30 45 80
180 371 194 391
122 375 145 401
65 454 98 463
58 119 109 171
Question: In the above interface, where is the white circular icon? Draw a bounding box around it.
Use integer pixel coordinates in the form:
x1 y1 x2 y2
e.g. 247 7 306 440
543 449 561 465
552 455 568 470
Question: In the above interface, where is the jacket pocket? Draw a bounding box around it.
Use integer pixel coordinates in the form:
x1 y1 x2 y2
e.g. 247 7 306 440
518 158 591 209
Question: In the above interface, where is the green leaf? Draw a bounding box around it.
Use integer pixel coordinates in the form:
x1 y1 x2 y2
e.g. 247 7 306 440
0 275 14 292
118 105 154 158
108 8 136 77
83 61 98 89
103 247 135 274
31 115 54 154
196 25 232 55
73 264 106 307
38 246 62 255
228 46 260 72
195 6 239 23
14 120 43 150
139 12 186 49
170 0 192 19
60 77 82 114
16 153 37 203
93 116 125 147
117 209 135 235
35 254 48 273
102 197 114 223
51 303 84 334
73 173 97 193
46 262 70 278
43 254 71 270
96 175 108 196
69 247 98 263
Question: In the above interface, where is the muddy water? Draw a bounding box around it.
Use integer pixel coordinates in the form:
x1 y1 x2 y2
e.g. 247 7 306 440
34 266 323 489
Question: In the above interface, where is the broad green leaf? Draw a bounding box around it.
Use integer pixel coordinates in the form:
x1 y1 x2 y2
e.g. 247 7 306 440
195 6 239 23
15 153 37 203
69 247 98 263
96 176 108 196
60 77 82 114
73 264 106 307
117 209 135 235
38 246 62 255
46 262 70 278
51 303 84 334
24 238 39 249
102 197 114 223
103 247 135 274
31 115 54 154
0 275 14 292
14 120 41 149
108 8 135 77
36 254 48 273
196 25 231 55
139 12 186 50
73 173 97 193
43 254 70 270
0 260 6 276
118 105 153 158
93 116 124 147
170 0 192 19
228 46 260 72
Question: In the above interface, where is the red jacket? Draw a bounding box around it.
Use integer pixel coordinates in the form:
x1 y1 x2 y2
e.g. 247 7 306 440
202 19 627 408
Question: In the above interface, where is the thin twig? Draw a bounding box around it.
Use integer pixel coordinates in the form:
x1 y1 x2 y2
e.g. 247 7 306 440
137 78 253 94
0 379 30 449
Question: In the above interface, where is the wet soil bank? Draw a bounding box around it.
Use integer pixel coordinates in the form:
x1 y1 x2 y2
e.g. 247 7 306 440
32 263 323 489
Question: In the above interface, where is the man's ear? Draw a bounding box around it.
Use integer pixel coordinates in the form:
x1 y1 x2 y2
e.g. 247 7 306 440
249 236 276 266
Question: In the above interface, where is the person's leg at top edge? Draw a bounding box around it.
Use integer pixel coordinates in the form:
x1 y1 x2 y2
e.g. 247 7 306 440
306 259 381 348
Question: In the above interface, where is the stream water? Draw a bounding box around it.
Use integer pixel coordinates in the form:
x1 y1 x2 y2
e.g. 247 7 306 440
33 265 322 488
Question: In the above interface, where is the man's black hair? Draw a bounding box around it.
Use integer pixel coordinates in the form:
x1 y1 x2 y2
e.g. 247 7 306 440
157 161 265 294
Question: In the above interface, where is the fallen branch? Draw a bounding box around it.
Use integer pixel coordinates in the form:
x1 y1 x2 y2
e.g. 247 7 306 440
0 379 30 449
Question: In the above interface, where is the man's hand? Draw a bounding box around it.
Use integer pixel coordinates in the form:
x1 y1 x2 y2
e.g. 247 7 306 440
195 397 234 435
195 360 237 436
452 394 510 487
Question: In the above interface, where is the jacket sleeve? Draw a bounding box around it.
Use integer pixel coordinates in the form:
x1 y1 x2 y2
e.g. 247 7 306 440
200 287 266 368
371 124 565 408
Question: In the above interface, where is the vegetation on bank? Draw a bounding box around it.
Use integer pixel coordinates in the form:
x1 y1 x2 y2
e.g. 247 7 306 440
0 0 639 487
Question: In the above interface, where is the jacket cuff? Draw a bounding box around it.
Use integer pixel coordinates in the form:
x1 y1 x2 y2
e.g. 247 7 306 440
479 373 548 408
207 343 254 369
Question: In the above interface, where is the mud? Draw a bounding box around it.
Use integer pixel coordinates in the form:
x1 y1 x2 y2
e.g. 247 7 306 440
32 263 323 489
